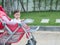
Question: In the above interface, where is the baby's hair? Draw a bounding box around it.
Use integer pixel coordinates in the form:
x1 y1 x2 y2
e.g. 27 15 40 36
13 10 20 14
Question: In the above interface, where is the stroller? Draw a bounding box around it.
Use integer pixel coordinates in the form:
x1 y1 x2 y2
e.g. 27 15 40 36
0 6 39 45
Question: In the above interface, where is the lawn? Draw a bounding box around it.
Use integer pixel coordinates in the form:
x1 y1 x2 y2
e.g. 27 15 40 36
10 11 60 26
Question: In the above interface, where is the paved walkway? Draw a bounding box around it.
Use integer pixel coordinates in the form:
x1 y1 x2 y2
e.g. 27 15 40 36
12 31 60 45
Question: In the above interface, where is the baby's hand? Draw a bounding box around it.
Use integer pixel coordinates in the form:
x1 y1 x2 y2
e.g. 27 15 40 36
24 25 30 30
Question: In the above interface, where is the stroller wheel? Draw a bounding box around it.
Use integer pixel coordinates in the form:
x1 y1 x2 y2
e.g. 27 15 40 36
26 38 36 45
5 43 11 45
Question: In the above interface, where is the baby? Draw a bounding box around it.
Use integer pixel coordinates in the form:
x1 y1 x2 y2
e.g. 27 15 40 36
1 10 30 30
12 10 30 30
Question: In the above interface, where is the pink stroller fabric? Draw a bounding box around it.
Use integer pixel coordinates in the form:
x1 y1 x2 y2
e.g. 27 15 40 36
0 6 29 43
0 5 7 29
0 22 4 29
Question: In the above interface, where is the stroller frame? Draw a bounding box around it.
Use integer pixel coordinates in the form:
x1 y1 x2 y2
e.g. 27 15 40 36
0 19 39 45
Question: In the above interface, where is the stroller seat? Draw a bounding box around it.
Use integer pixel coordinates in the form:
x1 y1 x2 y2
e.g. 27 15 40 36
0 6 29 44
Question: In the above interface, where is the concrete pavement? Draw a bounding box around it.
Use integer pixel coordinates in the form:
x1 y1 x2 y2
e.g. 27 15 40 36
12 31 60 45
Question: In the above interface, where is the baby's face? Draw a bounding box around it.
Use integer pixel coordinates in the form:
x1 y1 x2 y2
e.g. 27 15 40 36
14 12 20 19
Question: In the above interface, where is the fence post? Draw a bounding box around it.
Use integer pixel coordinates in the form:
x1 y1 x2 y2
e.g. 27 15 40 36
26 0 28 12
45 0 47 10
39 0 41 10
3 0 5 9
2 0 3 7
55 0 58 10
50 0 53 11
33 0 35 11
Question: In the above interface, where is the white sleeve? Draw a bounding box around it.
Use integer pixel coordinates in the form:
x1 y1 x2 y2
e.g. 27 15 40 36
2 16 16 24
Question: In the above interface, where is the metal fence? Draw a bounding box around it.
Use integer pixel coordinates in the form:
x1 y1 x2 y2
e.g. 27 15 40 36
2 0 60 13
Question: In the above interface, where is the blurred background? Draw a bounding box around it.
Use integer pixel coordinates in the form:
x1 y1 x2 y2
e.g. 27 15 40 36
0 0 60 26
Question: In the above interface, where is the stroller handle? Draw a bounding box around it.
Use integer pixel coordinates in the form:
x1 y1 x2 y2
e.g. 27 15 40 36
28 26 40 32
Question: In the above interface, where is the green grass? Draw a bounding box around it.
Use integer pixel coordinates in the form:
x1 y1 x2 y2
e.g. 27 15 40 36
9 11 60 26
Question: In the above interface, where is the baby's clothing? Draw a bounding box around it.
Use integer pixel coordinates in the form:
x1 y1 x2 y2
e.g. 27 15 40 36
1 16 21 24
11 18 21 24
